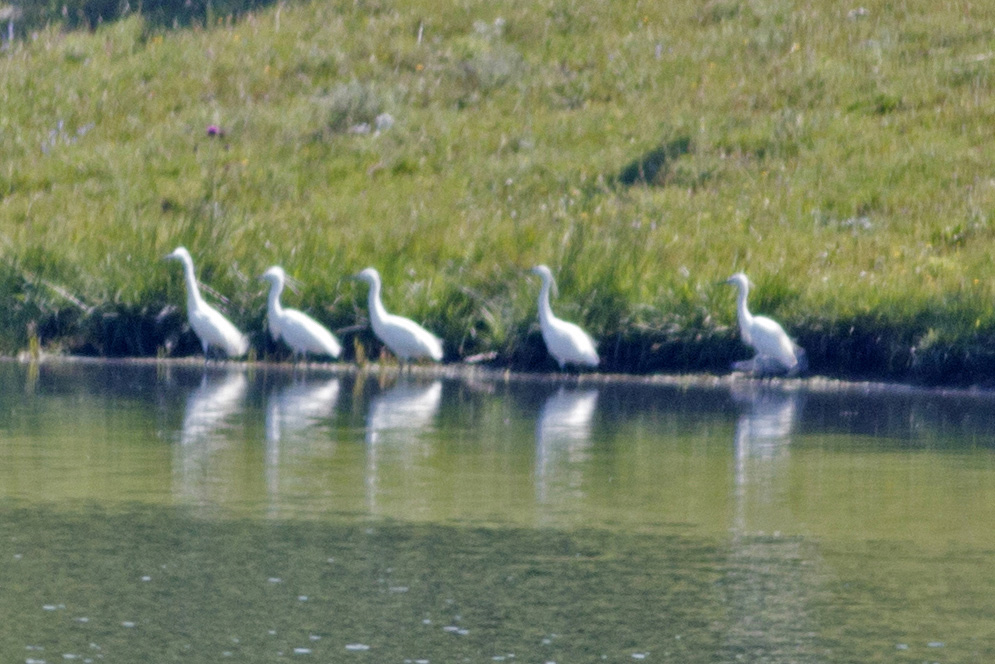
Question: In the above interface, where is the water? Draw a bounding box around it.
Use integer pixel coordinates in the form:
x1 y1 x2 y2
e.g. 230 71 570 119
1 360 995 662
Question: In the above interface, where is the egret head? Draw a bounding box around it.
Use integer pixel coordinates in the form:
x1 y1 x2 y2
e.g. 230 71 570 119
725 272 751 292
530 264 558 297
353 267 380 286
530 264 552 280
164 246 192 263
261 266 303 296
260 265 286 285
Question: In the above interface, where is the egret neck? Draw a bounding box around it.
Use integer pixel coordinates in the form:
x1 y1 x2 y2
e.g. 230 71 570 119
734 281 754 343
365 272 388 334
537 273 556 328
178 253 206 310
266 273 285 319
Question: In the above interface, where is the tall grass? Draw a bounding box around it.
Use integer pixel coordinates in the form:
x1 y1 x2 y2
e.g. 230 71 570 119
2 0 995 383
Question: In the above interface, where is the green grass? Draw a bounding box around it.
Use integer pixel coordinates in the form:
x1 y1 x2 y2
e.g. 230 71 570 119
3 0 995 383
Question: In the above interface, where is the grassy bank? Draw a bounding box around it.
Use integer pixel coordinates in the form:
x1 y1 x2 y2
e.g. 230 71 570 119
2 0 995 384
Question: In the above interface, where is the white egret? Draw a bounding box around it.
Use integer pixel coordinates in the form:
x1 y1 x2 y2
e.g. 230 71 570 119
725 272 804 376
353 267 444 367
260 266 341 361
165 247 249 360
531 265 599 370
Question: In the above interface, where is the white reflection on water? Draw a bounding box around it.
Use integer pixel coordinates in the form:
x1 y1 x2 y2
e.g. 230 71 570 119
174 370 248 503
731 383 800 531
179 371 248 446
534 387 599 505
725 383 815 660
265 378 340 445
365 379 443 510
732 384 798 461
365 380 442 445
265 377 340 505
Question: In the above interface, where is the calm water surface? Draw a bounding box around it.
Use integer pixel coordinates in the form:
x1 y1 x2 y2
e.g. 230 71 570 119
2 361 995 662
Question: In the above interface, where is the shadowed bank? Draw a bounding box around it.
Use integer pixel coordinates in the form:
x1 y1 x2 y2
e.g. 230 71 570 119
4 0 288 34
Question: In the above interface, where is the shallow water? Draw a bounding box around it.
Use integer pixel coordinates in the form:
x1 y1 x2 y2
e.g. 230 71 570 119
2 361 995 662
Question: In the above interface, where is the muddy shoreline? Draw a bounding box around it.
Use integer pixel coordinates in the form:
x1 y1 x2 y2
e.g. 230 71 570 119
16 353 995 400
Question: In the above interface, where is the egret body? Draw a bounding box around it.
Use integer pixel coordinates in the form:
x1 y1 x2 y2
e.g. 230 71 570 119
725 272 802 375
261 266 341 361
165 247 249 359
531 265 599 370
353 267 443 367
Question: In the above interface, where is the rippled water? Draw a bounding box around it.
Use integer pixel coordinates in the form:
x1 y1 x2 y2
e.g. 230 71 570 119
1 360 995 662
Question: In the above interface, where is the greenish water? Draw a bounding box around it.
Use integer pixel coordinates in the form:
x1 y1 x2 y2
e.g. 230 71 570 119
2 362 995 662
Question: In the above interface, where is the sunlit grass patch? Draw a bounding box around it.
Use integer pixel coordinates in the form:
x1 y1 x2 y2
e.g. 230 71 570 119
1 1 995 382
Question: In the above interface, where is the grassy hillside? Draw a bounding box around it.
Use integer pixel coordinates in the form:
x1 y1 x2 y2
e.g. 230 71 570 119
2 0 995 383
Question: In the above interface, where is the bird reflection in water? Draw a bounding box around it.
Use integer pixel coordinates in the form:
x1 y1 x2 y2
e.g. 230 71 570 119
179 371 248 445
534 387 599 505
730 381 802 532
265 377 340 507
174 370 248 504
265 377 340 445
364 379 443 511
723 386 814 660
365 379 442 445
